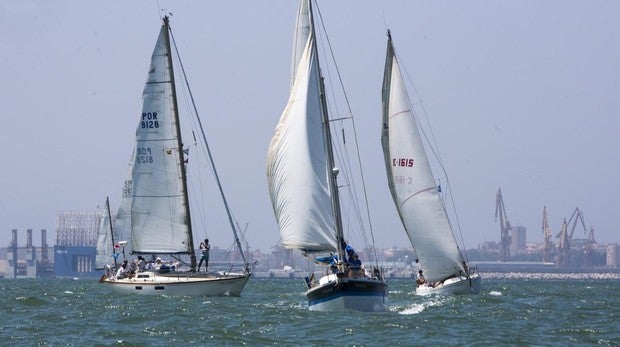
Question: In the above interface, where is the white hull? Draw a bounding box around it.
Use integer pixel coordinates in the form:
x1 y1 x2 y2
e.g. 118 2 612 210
416 273 481 296
306 274 388 312
101 271 251 297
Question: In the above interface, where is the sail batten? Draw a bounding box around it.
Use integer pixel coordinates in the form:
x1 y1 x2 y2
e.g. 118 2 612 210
382 33 465 282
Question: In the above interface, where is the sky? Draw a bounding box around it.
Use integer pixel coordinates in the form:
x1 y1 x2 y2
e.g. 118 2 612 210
1 0 618 254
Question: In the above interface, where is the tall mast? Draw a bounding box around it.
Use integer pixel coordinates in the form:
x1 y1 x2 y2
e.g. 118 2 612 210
162 16 196 269
105 196 118 268
308 0 346 265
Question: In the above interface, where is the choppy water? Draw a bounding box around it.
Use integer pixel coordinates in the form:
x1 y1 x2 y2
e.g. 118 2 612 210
1 277 618 346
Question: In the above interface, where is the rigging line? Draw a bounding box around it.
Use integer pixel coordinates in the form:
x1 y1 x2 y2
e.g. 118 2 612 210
169 27 248 266
394 39 468 255
314 0 379 265
174 56 211 236
155 0 163 20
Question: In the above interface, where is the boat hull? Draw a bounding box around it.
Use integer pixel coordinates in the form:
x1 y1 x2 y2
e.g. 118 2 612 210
101 271 251 297
416 273 481 296
306 275 388 312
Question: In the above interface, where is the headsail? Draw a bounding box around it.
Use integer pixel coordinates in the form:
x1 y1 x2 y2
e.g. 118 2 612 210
95 197 116 269
129 21 191 255
267 2 336 253
381 31 465 282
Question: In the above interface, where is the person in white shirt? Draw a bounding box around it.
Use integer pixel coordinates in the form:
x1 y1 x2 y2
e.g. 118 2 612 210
115 263 128 279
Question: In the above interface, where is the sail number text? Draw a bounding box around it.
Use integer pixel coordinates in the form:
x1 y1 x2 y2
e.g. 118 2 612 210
141 112 159 129
393 175 413 184
393 158 414 167
122 180 132 198
137 147 154 164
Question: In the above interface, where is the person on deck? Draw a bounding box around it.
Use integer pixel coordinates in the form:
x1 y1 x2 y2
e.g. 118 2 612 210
416 270 426 285
345 245 355 258
136 256 146 272
153 257 163 270
348 253 363 277
115 262 128 279
197 238 210 272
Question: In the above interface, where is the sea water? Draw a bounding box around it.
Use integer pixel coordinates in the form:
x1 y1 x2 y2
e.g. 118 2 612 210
1 277 618 346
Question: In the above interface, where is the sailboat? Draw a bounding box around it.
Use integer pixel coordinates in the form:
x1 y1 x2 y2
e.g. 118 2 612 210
267 0 388 311
381 30 481 295
99 16 251 296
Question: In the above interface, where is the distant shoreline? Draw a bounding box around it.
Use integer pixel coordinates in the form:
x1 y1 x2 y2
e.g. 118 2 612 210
481 272 620 280
251 271 620 280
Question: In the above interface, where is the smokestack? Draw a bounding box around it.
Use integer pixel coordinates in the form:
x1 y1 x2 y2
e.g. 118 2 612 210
11 229 17 248
41 229 47 247
41 229 49 261
27 228 33 248
11 229 17 278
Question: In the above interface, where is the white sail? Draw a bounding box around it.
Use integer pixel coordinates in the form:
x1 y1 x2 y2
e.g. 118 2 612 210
95 199 114 269
267 26 336 253
290 0 311 88
112 150 134 251
129 25 190 254
381 34 465 282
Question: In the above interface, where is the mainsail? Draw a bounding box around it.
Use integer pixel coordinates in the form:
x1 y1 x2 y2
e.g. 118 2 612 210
129 22 191 255
267 2 336 253
381 32 466 282
290 0 310 88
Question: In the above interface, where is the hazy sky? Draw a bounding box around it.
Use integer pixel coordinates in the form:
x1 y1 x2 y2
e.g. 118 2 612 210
1 1 618 253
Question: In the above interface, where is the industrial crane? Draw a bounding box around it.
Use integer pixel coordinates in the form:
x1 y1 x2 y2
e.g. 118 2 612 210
541 206 554 262
555 207 588 268
555 219 569 268
584 226 596 267
494 188 512 261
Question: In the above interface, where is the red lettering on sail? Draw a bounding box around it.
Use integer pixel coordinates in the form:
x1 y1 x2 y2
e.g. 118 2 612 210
392 158 414 167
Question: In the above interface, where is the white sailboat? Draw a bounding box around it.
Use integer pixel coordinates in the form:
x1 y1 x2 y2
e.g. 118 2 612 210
99 16 251 296
381 30 481 295
267 0 388 311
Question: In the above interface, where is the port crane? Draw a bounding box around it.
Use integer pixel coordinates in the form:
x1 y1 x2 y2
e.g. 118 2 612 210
541 206 554 262
584 226 596 267
494 188 512 261
555 207 588 268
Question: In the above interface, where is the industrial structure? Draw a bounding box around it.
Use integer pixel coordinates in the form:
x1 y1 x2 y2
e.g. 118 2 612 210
53 210 101 277
555 207 595 268
487 190 609 270
541 206 555 262
3 228 53 278
495 188 512 261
